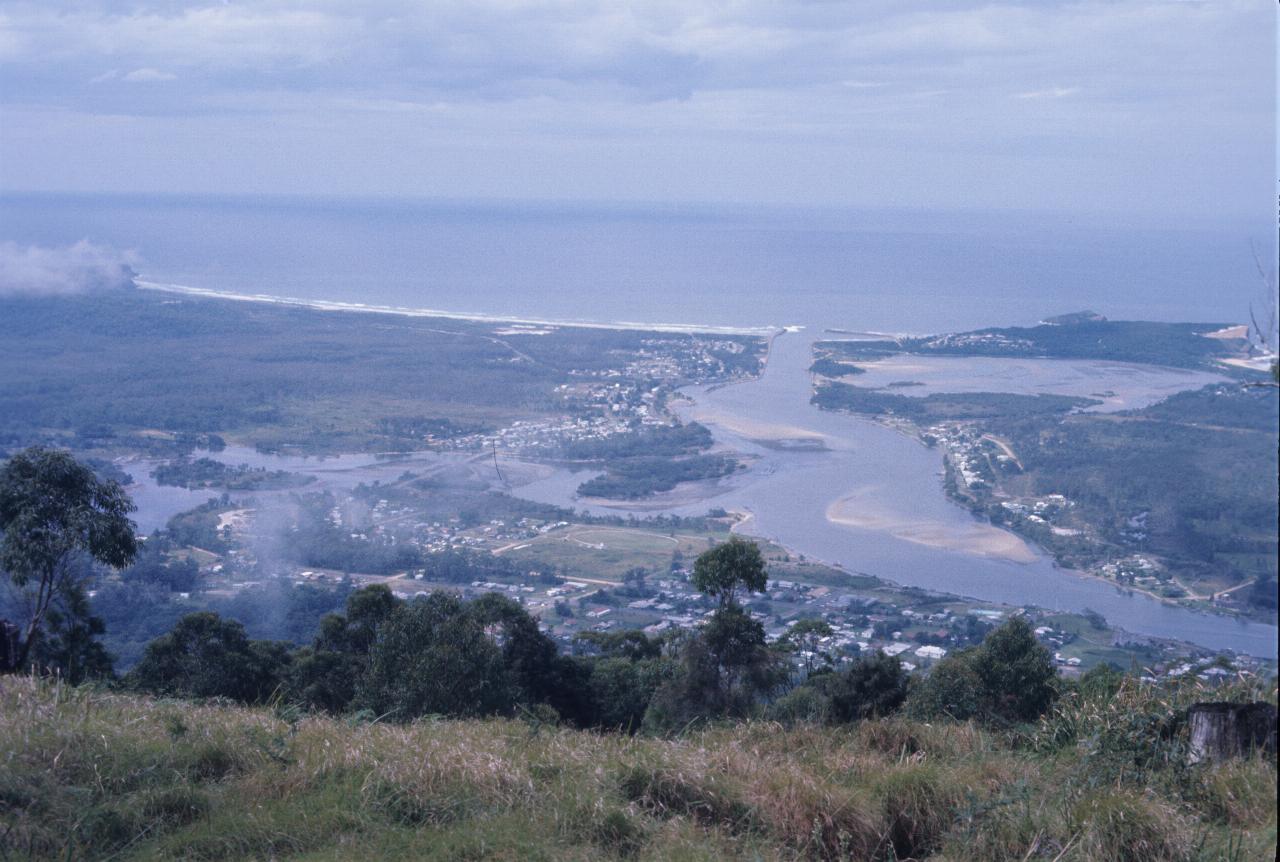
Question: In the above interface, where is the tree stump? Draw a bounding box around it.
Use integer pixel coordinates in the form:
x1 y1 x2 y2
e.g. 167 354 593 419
0 619 19 672
1186 702 1278 764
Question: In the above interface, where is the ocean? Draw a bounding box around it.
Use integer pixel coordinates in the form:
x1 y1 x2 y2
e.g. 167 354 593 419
1 192 1270 333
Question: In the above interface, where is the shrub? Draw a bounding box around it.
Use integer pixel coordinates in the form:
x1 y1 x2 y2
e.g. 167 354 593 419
820 650 908 723
766 686 830 726
140 786 210 826
590 808 646 856
905 651 984 721
906 617 1056 725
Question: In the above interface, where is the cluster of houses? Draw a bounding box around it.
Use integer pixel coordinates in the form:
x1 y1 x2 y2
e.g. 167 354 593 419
403 335 756 456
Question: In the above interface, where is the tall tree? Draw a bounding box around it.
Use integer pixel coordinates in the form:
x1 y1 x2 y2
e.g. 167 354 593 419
356 592 513 720
690 536 768 610
0 447 136 671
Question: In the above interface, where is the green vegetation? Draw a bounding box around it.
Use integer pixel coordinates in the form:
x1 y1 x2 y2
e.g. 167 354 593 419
3 464 1276 859
809 357 866 378
558 421 744 500
152 457 314 490
904 617 1056 724
812 331 1279 616
980 385 1279 613
577 453 741 499
0 290 762 453
0 447 137 674
812 383 1096 421
498 524 727 583
110 539 788 735
560 422 714 460
3 671 1274 861
690 535 769 609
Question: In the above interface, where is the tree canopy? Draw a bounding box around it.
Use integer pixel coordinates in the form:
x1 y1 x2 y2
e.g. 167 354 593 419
690 536 768 609
125 611 286 703
0 447 137 671
906 616 1057 725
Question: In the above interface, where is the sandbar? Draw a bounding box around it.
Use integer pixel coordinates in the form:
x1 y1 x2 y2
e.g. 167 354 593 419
679 403 826 447
826 494 1039 564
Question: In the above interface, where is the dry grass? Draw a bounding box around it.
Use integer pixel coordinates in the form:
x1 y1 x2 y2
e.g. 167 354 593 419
1 676 1275 861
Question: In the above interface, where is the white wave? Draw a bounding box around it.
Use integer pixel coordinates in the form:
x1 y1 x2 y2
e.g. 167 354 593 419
135 280 781 336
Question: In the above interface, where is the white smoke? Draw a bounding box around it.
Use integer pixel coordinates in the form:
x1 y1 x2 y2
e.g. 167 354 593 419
0 240 139 296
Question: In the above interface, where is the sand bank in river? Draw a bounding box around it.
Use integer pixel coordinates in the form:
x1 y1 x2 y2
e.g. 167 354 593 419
826 491 1039 564
679 403 827 448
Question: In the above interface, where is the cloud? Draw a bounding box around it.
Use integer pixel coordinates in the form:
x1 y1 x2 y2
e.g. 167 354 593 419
0 1 1271 218
0 241 139 296
1015 86 1079 100
122 67 176 82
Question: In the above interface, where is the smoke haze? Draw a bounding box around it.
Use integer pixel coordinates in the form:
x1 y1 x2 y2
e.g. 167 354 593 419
0 240 138 295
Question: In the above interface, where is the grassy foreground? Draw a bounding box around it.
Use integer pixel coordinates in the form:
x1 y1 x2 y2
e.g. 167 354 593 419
2 676 1275 861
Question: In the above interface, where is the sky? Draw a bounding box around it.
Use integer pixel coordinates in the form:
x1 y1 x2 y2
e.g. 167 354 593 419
0 1 1275 222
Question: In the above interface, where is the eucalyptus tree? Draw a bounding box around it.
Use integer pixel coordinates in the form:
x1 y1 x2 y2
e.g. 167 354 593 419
0 447 136 672
690 535 768 610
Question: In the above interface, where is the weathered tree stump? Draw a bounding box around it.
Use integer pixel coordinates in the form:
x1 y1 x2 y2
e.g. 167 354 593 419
1186 702 1277 764
0 619 19 672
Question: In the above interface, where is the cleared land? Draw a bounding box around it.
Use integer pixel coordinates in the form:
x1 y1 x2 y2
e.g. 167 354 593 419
500 524 720 581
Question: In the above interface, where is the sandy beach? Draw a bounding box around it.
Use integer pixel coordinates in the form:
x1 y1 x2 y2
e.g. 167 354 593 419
136 280 779 336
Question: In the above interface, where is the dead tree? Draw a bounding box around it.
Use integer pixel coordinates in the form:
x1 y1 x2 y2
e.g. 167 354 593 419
1187 702 1277 764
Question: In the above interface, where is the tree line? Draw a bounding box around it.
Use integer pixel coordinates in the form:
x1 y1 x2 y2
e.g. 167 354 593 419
2 447 1062 734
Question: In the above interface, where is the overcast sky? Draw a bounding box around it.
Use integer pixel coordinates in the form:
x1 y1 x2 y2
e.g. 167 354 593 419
0 1 1274 221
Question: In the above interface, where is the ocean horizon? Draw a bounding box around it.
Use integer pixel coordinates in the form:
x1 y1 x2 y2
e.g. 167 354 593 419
2 191 1272 334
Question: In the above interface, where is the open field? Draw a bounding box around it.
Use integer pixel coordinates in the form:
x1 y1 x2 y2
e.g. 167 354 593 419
499 524 721 581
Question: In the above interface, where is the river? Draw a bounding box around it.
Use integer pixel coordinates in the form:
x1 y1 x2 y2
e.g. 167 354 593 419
515 330 1278 658
120 333 1277 657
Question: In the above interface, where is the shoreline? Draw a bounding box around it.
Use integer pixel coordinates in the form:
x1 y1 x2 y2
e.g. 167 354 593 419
135 280 781 337
723 505 1210 657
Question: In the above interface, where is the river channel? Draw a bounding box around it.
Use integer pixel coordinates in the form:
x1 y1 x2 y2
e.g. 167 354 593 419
121 330 1278 657
516 331 1278 658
